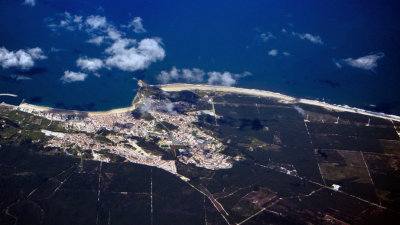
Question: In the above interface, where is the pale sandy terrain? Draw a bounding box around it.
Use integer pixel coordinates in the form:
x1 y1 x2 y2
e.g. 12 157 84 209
18 103 53 111
160 83 296 101
159 83 400 122
12 84 400 122
18 103 136 116
0 93 18 97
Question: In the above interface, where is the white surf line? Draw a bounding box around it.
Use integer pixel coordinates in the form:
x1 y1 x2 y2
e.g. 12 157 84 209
159 83 400 123
0 93 18 97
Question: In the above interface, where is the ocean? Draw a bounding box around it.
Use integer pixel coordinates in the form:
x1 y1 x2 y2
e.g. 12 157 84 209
1 0 400 114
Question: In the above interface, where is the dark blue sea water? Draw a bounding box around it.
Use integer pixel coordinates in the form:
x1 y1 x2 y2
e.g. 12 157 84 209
1 0 400 114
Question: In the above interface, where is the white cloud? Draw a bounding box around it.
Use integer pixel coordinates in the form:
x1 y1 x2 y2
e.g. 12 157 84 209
207 71 251 86
267 49 290 57
127 17 147 33
338 53 384 71
0 47 46 69
105 38 165 72
85 15 107 30
281 28 287 33
87 36 105 45
292 32 323 44
48 13 126 45
268 49 278 56
11 74 32 81
181 68 205 83
260 32 275 42
76 57 103 71
207 72 237 86
157 67 205 83
50 47 66 52
293 105 305 116
157 67 250 86
47 13 165 72
47 12 83 31
334 61 342 69
60 71 88 83
23 0 35 7
27 47 47 59
106 27 122 40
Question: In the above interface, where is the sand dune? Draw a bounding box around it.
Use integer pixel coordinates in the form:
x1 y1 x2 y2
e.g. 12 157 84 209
159 83 400 122
11 83 400 122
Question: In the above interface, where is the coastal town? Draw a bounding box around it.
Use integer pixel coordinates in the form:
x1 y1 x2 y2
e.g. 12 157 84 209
16 88 233 176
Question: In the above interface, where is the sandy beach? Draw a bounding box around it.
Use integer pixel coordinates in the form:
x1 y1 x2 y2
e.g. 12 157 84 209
159 83 296 102
10 83 400 122
17 102 136 116
159 83 400 122
0 93 18 97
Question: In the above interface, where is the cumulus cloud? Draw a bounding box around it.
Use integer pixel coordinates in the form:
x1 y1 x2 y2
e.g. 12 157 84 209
60 71 88 83
87 36 105 45
47 12 83 31
292 32 323 44
27 47 47 59
157 67 250 86
47 13 164 73
106 27 122 40
157 67 205 83
260 32 275 42
207 71 250 86
76 57 103 71
268 49 278 56
268 49 290 57
85 15 107 30
125 17 147 33
337 53 385 71
207 72 237 86
104 38 165 72
48 13 122 42
23 0 35 7
0 47 46 69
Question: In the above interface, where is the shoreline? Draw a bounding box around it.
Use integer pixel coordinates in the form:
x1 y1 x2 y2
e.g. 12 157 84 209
3 82 400 122
17 102 136 116
158 83 400 122
0 93 18 97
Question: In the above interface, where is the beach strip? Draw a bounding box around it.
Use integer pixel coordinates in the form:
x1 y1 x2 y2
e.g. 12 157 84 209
159 83 400 122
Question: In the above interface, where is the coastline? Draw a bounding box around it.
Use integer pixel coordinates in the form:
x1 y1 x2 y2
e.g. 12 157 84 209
158 83 400 122
5 82 400 122
0 93 18 97
17 102 136 116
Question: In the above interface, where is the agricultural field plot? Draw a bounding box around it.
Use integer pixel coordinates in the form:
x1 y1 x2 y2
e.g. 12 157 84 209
315 149 378 202
364 153 400 210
